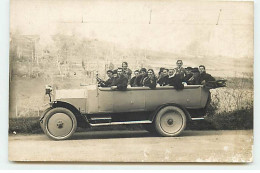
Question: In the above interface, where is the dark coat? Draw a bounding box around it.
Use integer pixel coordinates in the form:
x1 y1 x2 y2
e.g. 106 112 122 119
174 67 187 81
195 72 215 85
111 74 128 90
123 68 132 82
135 73 148 87
186 72 200 85
130 76 137 87
167 75 184 90
99 77 114 87
157 75 169 86
143 76 157 89
183 73 193 83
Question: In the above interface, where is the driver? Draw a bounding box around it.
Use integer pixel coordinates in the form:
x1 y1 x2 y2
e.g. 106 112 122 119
97 70 114 87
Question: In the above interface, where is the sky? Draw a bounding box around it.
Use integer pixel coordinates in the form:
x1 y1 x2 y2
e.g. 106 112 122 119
10 0 253 59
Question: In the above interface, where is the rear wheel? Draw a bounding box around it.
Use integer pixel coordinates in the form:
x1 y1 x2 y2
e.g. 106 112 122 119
154 106 186 137
43 107 77 140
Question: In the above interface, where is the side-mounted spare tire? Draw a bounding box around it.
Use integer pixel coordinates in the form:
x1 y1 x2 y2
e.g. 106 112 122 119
154 105 186 137
42 107 77 140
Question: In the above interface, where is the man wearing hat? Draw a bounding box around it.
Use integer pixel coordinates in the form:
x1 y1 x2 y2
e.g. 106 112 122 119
183 67 194 84
134 68 148 87
157 68 169 86
111 68 128 90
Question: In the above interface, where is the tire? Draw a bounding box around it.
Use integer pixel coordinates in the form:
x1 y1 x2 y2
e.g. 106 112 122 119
40 107 53 134
154 105 186 137
43 107 77 140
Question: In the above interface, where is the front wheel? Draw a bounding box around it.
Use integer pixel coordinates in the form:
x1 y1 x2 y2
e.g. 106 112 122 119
154 106 186 137
43 107 77 140
40 107 52 134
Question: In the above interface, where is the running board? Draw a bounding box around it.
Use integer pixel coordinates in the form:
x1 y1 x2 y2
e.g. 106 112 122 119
90 117 112 121
191 117 205 120
90 120 152 126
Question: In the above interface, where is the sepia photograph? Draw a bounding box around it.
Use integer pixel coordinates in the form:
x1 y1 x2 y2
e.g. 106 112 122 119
8 0 254 162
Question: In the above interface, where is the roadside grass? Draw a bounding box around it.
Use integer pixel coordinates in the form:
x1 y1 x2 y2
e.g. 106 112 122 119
207 107 253 130
9 116 43 134
187 107 253 130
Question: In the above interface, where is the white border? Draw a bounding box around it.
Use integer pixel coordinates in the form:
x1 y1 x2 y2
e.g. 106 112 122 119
1 0 259 170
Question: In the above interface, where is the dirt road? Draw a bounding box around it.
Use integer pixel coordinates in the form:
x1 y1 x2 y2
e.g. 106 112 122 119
8 130 253 162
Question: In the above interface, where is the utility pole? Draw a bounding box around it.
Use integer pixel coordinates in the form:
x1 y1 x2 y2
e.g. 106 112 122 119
216 9 222 25
149 9 152 24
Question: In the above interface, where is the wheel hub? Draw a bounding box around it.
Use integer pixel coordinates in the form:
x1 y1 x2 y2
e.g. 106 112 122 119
167 119 174 125
57 120 64 128
47 112 73 137
160 111 184 134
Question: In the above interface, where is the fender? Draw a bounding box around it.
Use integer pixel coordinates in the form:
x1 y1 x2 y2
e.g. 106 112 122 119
149 103 192 122
41 101 90 128
39 107 52 123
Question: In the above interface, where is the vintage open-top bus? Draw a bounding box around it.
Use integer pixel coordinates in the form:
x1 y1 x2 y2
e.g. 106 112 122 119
40 82 225 140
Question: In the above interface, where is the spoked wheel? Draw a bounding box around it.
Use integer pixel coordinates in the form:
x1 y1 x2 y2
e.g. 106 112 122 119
155 106 186 137
43 107 77 140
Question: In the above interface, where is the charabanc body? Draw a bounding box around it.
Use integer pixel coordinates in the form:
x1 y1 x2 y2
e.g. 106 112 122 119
40 84 214 140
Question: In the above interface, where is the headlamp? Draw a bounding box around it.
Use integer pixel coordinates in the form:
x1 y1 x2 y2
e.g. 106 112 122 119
45 85 52 95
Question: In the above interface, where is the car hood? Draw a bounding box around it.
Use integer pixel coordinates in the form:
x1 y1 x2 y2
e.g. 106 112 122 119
55 85 96 100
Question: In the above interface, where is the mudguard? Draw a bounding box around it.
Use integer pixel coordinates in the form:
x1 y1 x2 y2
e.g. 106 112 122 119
149 103 192 122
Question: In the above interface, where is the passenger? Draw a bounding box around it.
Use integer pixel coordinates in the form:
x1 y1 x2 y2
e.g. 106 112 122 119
111 68 128 91
110 69 118 85
143 69 157 89
194 65 215 85
167 68 176 80
97 70 114 87
186 67 200 85
111 70 117 86
158 67 165 77
112 69 118 78
122 61 132 82
130 70 139 87
157 68 169 86
183 67 194 84
167 69 184 90
135 68 147 87
174 60 187 81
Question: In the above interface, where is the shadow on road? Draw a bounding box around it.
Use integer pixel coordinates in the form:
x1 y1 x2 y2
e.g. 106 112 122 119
71 130 157 140
70 130 220 140
9 130 222 142
181 130 222 137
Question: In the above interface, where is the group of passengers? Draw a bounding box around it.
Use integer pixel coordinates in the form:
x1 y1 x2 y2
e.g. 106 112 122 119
97 60 215 91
